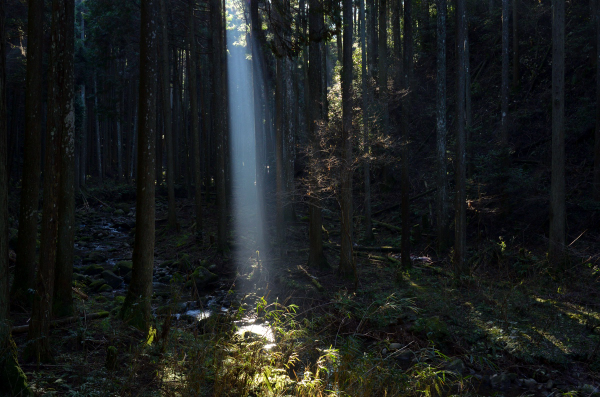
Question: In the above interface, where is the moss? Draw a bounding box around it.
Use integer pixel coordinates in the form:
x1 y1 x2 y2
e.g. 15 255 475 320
89 279 107 291
0 338 32 396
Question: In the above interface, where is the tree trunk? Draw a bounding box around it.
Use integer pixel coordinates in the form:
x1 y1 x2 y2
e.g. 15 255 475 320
188 0 202 236
549 0 565 267
361 0 373 242
120 0 157 331
512 0 519 90
27 0 74 363
159 0 177 229
13 0 43 303
275 57 285 245
94 76 102 182
339 0 355 278
79 11 86 187
454 0 467 277
595 1 600 200
436 0 448 252
0 0 31 391
400 0 412 270
367 0 378 80
501 0 509 146
378 0 388 135
53 0 76 318
307 0 328 268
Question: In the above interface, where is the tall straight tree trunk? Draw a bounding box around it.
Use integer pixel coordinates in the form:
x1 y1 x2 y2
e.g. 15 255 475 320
378 0 388 134
120 0 157 331
594 1 600 200
392 0 403 88
339 0 355 278
13 0 43 303
501 0 509 146
188 0 203 236
0 0 31 391
361 0 373 241
275 57 285 244
307 0 328 268
159 0 178 229
27 0 75 362
79 11 86 187
250 0 266 252
53 0 76 318
94 75 102 182
400 0 413 270
549 0 565 267
436 0 448 252
454 0 467 277
512 0 519 89
367 0 378 80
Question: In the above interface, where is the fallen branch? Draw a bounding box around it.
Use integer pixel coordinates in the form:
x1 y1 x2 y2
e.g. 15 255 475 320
72 287 89 301
11 311 109 334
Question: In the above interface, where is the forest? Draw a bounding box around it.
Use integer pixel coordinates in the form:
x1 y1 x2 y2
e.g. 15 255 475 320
1 0 600 395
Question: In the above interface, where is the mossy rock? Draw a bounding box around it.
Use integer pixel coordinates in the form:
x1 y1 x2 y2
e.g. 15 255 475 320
98 284 113 293
83 264 104 275
115 296 126 304
102 270 123 289
413 316 449 343
114 260 133 276
72 273 88 282
95 296 108 303
174 254 193 271
83 251 107 264
102 206 114 213
185 266 218 290
89 279 107 292
113 209 125 216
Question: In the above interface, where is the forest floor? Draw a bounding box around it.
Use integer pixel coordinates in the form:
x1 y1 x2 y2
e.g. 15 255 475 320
7 182 600 396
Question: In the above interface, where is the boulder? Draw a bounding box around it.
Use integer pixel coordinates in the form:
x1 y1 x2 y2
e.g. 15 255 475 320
185 266 218 290
445 359 466 375
83 251 107 264
89 279 107 292
98 284 113 292
102 270 123 289
114 260 133 276
113 209 125 216
490 373 514 391
83 264 104 275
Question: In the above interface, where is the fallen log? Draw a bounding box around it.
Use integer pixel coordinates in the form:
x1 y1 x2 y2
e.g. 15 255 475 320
11 311 109 334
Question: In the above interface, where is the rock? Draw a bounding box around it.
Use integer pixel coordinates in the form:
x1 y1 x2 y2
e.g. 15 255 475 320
395 351 413 363
545 380 553 390
83 251 107 264
114 209 125 216
114 260 133 276
490 373 512 390
98 284 113 292
89 279 107 292
102 270 123 289
381 348 388 355
185 266 218 290
389 343 403 350
581 384 600 396
123 271 132 284
445 359 466 375
72 273 87 282
523 378 537 389
83 264 104 275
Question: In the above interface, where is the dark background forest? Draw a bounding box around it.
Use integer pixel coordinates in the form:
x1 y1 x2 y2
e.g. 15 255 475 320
1 0 600 395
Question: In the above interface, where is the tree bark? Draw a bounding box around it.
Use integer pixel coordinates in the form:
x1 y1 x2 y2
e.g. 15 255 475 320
94 76 102 182
436 0 448 252
187 0 202 236
53 0 76 318
339 0 355 278
120 0 157 331
378 0 388 135
595 1 600 200
276 57 285 244
549 0 565 267
454 0 467 277
159 0 177 229
307 0 328 268
512 0 519 90
27 0 75 362
400 0 413 270
0 0 32 391
13 0 43 303
501 0 509 146
361 0 373 242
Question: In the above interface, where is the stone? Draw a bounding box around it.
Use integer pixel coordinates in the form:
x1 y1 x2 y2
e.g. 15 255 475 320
98 284 113 292
83 264 104 275
89 279 107 292
581 384 600 396
83 251 107 264
389 343 402 350
185 266 218 290
545 380 553 390
114 260 133 276
102 270 123 289
523 378 537 389
445 359 466 375
72 273 87 282
114 209 125 216
490 373 511 390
